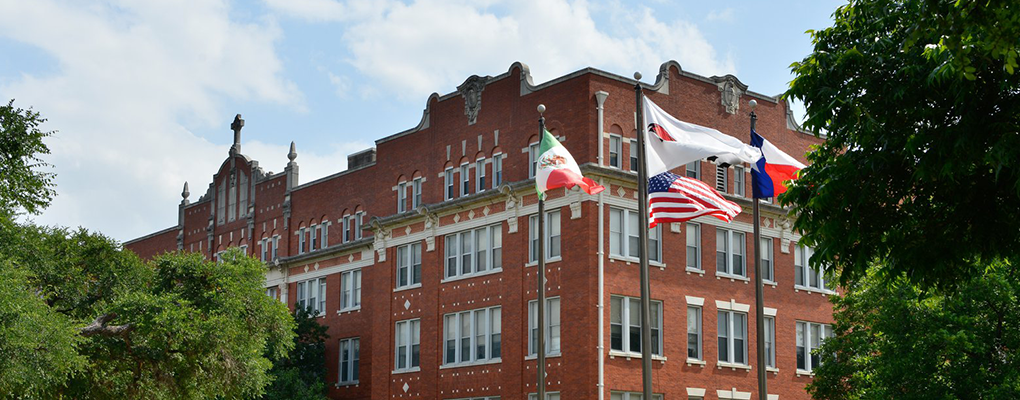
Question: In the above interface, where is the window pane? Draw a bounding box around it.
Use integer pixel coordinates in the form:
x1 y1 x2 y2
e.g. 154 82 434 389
475 310 487 360
461 231 473 274
627 211 640 258
492 225 502 269
549 298 561 353
716 229 728 273
718 311 729 362
686 223 700 270
687 307 700 359
811 323 821 369
734 313 746 364
610 296 622 351
796 322 806 369
548 212 561 258
446 235 457 278
491 308 502 359
412 244 422 284
476 227 488 272
733 232 745 276
609 208 623 256
629 299 641 353
461 312 471 362
445 315 456 364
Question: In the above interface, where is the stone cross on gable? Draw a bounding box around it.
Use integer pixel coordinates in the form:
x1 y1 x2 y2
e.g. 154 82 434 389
230 114 244 155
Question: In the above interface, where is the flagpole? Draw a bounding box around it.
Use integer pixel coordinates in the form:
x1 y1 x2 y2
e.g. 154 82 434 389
749 99 768 400
537 104 547 400
634 73 654 400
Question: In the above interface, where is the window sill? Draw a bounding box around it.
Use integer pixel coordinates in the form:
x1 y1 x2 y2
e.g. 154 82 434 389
391 367 420 375
685 358 706 367
608 255 665 269
685 267 705 276
393 283 422 293
441 268 503 284
763 280 777 287
716 362 751 371
766 367 779 373
795 369 815 377
608 350 667 362
337 306 361 315
525 257 562 267
439 358 502 369
336 381 359 388
794 285 836 296
715 273 750 283
524 353 562 360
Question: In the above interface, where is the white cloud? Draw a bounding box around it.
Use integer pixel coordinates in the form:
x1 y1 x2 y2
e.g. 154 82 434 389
267 0 735 100
707 7 736 23
0 0 303 240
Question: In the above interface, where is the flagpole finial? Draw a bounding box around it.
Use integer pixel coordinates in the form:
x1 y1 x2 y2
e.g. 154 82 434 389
749 99 758 111
634 72 642 81
537 104 546 115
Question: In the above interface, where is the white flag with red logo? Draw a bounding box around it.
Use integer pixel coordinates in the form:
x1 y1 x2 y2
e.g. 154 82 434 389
643 96 761 176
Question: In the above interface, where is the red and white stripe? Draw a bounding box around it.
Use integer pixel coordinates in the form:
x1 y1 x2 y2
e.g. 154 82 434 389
649 176 741 227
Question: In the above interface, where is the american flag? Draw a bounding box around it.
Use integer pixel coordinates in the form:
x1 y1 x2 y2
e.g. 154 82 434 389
648 171 741 227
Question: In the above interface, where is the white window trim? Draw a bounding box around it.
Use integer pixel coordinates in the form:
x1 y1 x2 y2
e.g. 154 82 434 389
528 142 539 178
395 242 422 290
442 306 502 367
687 305 703 363
716 228 747 279
796 320 833 374
761 236 775 284
296 277 326 317
527 210 562 265
460 163 471 197
608 134 622 169
717 309 749 367
397 181 407 213
443 224 503 281
628 139 638 172
337 337 359 386
611 391 664 400
686 222 702 272
412 177 423 209
475 158 486 193
394 319 420 372
445 167 455 201
764 315 776 369
610 295 664 357
734 165 746 197
795 243 836 294
340 269 362 312
491 153 503 189
608 207 662 264
528 297 561 357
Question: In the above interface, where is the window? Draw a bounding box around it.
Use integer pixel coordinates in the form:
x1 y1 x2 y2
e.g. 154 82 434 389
397 182 407 213
687 306 702 360
444 306 501 365
528 393 560 400
298 227 306 255
476 159 486 192
453 397 501 400
528 297 561 356
340 269 362 311
610 295 663 356
321 223 328 248
354 211 364 240
342 215 351 243
797 321 833 372
228 178 237 222
309 224 318 252
609 208 661 263
445 224 502 280
338 338 359 384
686 222 701 270
716 228 746 277
492 154 503 188
271 236 279 260
266 286 278 300
412 178 422 209
396 243 422 289
609 135 621 168
528 142 539 178
716 165 728 192
611 392 663 400
296 277 326 316
238 171 248 218
528 210 561 263
717 310 748 365
445 168 455 200
765 316 776 368
461 164 470 196
761 237 774 282
629 139 638 172
395 319 420 371
260 238 268 261
795 244 830 291
734 165 745 197
217 182 226 225
686 161 700 179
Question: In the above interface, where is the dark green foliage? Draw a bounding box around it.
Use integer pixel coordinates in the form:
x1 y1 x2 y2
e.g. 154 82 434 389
0 99 55 217
263 306 330 400
785 0 1020 289
808 261 1020 399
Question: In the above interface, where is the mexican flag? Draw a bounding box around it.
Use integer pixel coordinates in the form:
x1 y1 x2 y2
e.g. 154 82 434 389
536 129 605 200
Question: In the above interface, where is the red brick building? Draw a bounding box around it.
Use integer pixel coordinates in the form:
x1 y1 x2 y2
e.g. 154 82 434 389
125 61 833 400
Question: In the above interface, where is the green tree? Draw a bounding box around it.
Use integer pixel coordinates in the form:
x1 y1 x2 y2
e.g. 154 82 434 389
263 306 330 400
808 262 1020 399
785 0 1020 289
0 99 55 217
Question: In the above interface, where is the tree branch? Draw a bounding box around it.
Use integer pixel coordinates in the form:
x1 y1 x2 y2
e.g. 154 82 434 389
80 313 133 337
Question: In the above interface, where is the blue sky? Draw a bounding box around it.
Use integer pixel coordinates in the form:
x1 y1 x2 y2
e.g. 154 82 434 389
0 0 845 241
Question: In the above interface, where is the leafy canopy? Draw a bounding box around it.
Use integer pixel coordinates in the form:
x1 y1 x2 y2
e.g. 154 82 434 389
263 306 331 400
0 99 55 217
808 261 1020 399
785 0 1020 288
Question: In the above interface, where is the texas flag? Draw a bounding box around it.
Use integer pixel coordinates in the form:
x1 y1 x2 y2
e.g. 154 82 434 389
750 129 806 199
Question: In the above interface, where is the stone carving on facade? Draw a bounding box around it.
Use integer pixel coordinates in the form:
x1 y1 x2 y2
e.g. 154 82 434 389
418 206 439 252
777 215 793 254
498 183 520 233
457 75 487 125
713 75 748 115
370 217 392 262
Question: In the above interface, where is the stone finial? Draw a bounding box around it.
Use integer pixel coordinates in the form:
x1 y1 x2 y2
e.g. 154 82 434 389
181 181 190 205
230 114 244 155
288 141 297 163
